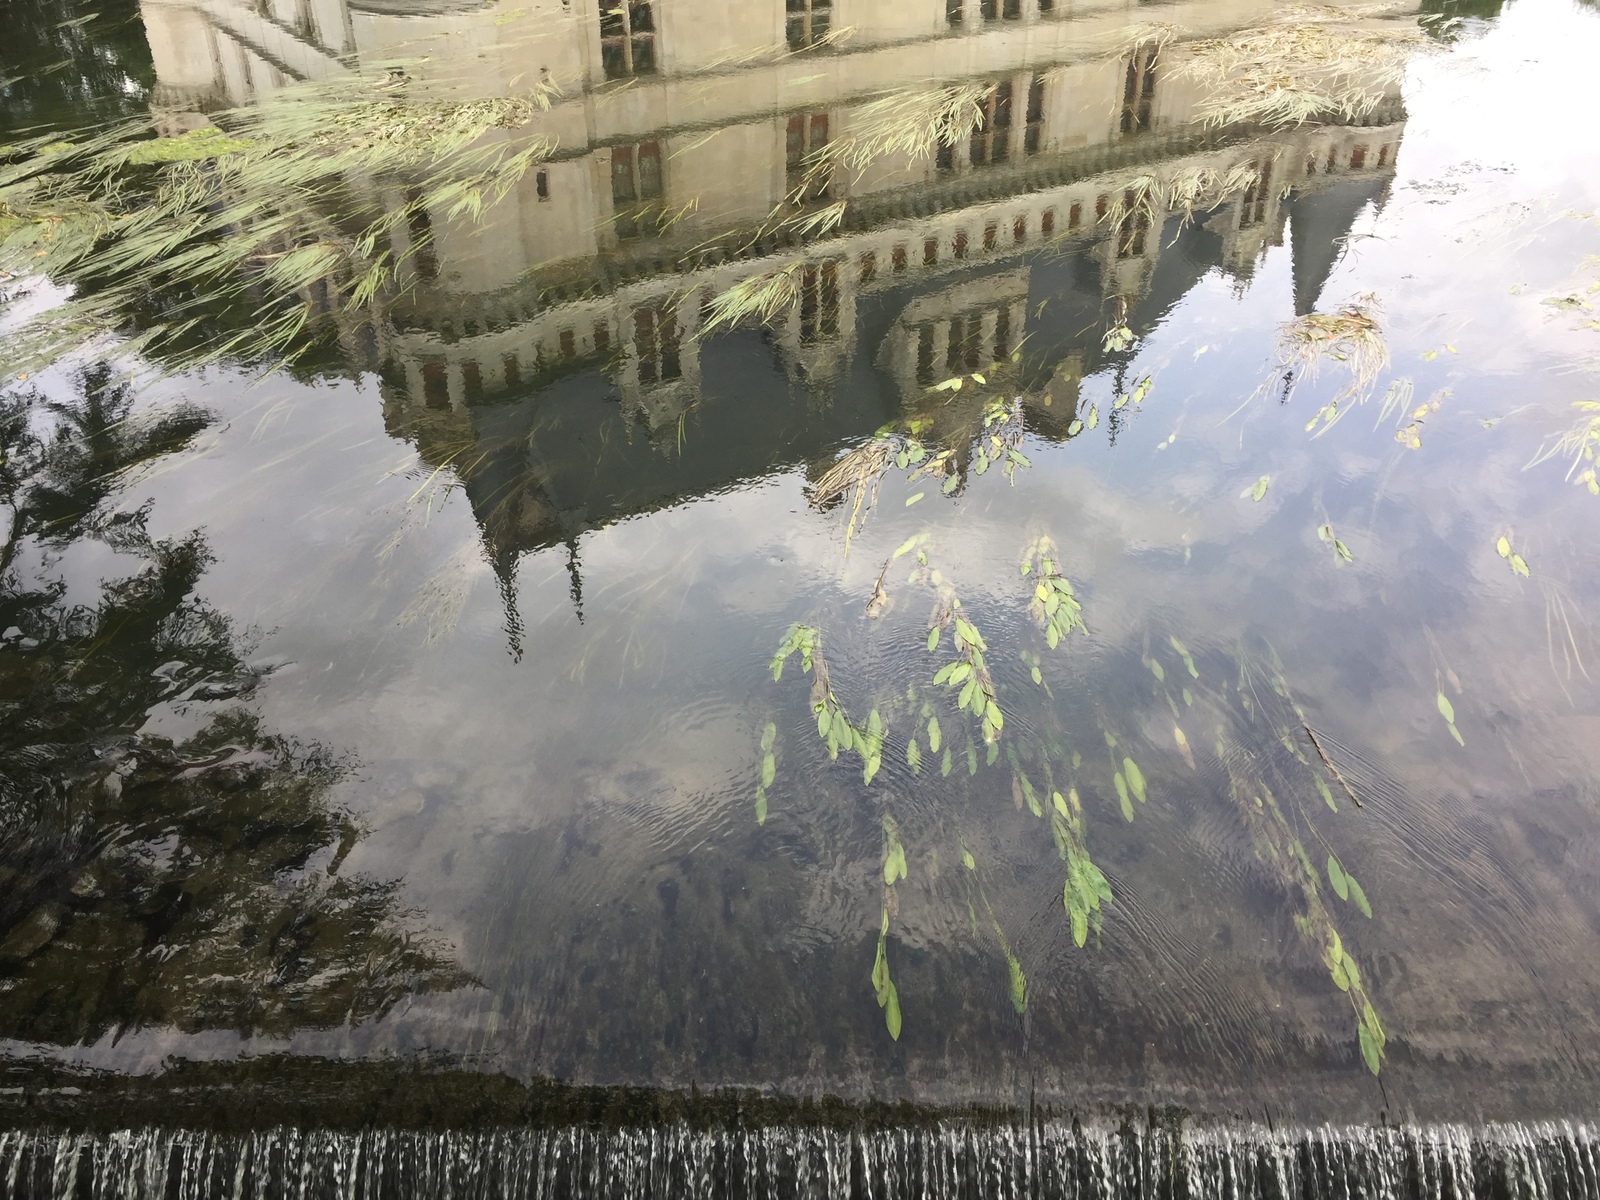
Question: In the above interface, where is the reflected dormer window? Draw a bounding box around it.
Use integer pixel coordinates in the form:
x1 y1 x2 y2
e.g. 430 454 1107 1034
786 0 831 49
601 2 656 79
1239 160 1272 229
634 305 681 385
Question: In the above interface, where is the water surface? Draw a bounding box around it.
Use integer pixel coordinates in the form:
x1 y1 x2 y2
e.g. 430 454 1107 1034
3 0 1600 1130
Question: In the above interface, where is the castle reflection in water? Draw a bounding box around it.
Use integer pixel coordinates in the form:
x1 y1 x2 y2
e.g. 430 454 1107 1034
140 0 1404 613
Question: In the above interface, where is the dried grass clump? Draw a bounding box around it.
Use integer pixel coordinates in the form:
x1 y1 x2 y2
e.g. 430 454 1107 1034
1269 294 1390 432
1181 10 1426 128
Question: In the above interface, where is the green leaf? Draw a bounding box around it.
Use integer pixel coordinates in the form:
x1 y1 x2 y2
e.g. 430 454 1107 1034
1330 957 1351 991
1335 539 1353 563
906 739 922 772
1347 875 1372 918
755 787 768 825
1436 691 1455 724
864 753 881 785
1510 553 1529 577
1251 475 1270 502
927 626 940 652
1007 954 1028 1012
1085 404 1099 430
1359 1022 1382 1075
1122 757 1146 804
906 492 925 506
941 747 953 776
1031 666 1043 685
961 847 976 871
1496 536 1511 558
986 701 1003 731
942 473 960 495
1114 772 1133 821
761 753 776 788
1449 722 1465 746
967 743 979 775
885 983 902 1040
1068 419 1083 436
928 717 941 753
761 722 777 752
771 657 785 682
1327 855 1349 901
894 535 921 558
1316 775 1337 812
1070 902 1088 948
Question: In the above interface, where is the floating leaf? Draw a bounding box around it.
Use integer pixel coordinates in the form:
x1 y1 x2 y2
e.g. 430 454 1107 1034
927 626 940 652
1327 855 1350 901
1085 405 1099 430
927 717 941 752
1347 874 1372 918
1510 553 1529 577
1436 691 1455 724
941 747 953 776
885 982 902 1039
760 722 777 752
761 753 776 788
1007 954 1028 1012
1114 772 1133 821
961 848 976 871
1496 536 1511 558
906 739 922 772
755 787 768 824
1123 757 1147 804
1251 475 1270 502
906 492 925 506
1316 775 1337 812
1359 1021 1382 1074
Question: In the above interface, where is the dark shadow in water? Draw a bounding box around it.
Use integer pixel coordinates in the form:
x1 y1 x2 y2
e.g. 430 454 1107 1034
0 369 473 1044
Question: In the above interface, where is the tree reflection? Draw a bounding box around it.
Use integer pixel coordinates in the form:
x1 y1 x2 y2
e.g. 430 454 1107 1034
0 369 472 1045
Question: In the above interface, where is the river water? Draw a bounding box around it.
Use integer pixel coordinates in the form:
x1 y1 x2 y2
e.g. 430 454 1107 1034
1 0 1599 1181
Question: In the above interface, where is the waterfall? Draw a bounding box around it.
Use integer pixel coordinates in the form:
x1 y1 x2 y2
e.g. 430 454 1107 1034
2 1120 1597 1200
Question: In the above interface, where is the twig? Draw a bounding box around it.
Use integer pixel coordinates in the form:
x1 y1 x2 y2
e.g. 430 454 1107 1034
1303 721 1362 808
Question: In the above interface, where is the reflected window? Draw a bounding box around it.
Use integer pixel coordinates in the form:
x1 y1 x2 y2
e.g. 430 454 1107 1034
1116 189 1150 258
785 113 831 203
611 142 663 239
1120 46 1158 135
947 0 962 24
947 314 982 373
403 188 437 283
799 260 839 343
1239 160 1271 229
601 2 656 79
421 361 449 408
1002 0 1020 18
1350 144 1367 169
786 0 831 48
634 305 680 385
970 81 1012 166
1024 74 1046 155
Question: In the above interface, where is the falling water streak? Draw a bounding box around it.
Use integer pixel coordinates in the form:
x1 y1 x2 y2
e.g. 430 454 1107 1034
0 1121 1597 1200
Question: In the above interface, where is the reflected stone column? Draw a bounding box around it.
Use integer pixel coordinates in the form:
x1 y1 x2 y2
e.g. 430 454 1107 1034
932 319 952 374
978 310 999 366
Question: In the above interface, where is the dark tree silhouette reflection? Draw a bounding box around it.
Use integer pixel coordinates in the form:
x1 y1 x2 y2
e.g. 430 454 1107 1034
0 368 472 1045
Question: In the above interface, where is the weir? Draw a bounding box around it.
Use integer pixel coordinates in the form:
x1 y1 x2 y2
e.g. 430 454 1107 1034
3 1120 1599 1200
